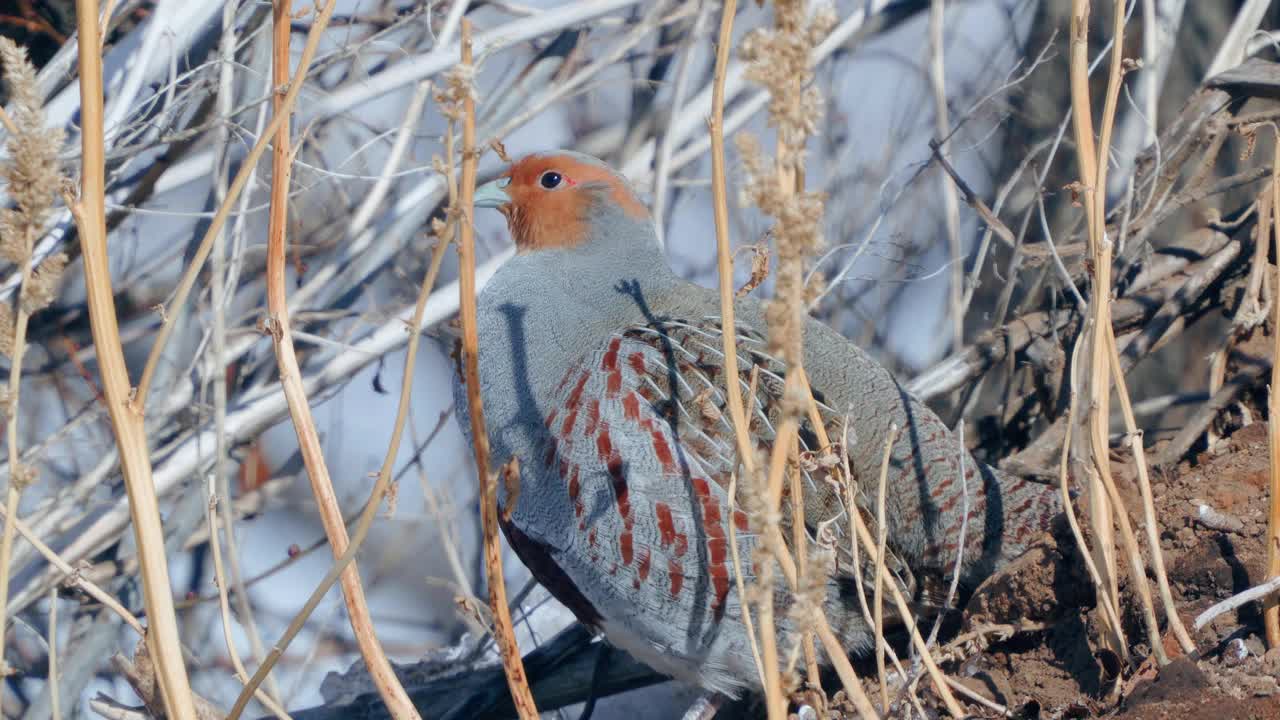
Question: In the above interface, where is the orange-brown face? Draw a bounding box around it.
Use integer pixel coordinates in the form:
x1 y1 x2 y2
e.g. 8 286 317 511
479 154 648 252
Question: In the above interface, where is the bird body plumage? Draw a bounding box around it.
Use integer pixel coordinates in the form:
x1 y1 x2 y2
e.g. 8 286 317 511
454 152 1061 696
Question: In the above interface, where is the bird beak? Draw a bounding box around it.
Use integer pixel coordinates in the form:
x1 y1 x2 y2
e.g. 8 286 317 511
473 176 511 209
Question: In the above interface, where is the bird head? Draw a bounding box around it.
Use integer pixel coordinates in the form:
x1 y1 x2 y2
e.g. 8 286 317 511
474 152 650 253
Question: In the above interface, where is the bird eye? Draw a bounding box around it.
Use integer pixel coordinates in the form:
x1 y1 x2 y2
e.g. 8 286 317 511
539 171 563 189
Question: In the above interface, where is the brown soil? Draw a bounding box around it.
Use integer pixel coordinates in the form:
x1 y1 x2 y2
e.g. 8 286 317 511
927 422 1280 719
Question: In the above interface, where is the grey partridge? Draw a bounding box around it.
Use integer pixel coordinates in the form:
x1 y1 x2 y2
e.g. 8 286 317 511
453 151 1062 697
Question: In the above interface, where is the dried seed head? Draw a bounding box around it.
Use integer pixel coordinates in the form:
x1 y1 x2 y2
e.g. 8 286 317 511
10 461 35 491
0 38 64 266
437 63 478 122
692 386 721 424
20 251 67 313
0 305 14 358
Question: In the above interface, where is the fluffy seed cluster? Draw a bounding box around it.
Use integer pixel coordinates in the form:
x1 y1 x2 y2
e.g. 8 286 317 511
734 3 837 686
0 37 68 350
739 1 835 162
736 2 834 364
436 63 477 124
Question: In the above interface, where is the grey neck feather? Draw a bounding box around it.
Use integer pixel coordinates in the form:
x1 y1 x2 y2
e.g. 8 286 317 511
471 194 684 468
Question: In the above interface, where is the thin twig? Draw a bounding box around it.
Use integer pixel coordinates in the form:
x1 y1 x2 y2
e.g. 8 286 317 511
456 19 539 720
211 1 280 702
928 0 963 350
204 479 292 720
0 502 146 637
48 586 59 720
1195 574 1280 631
133 0 341 409
874 424 899 714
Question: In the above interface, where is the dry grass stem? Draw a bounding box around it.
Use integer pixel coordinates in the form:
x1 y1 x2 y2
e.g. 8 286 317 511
0 36 63 686
1059 329 1128 658
0 502 145 636
729 369 766 686
260 2 419 717
874 424 899 714
1068 0 1121 657
204 483 292 720
47 587 59 720
707 0 787 713
736 0 839 708
1266 130 1280 647
70 3 196 716
1090 0 1177 663
1105 329 1196 653
797 372 958 717
455 20 539 720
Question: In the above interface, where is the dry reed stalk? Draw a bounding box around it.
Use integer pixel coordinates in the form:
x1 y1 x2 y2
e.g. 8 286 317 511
204 484 292 720
1058 328 1129 658
69 3 196 717
134 0 340 409
874 425 898 714
226 196 453 720
728 368 767 685
0 500 145 634
261 3 419 717
47 586 58 720
1067 0 1120 656
1069 0 1151 660
0 199 31 690
738 0 832 703
707 0 786 714
1266 131 1280 647
0 38 64 690
1090 0 1176 663
796 374 961 717
1105 330 1196 654
1088 431 1168 664
455 20 539 720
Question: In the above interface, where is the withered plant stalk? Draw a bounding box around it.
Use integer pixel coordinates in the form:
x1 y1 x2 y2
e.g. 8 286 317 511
708 0 787 714
1067 0 1122 657
0 38 66 689
1266 132 1280 647
69 2 196 717
204 484 292 720
798 377 960 717
455 20 540 720
1066 0 1182 663
260 2 420 717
